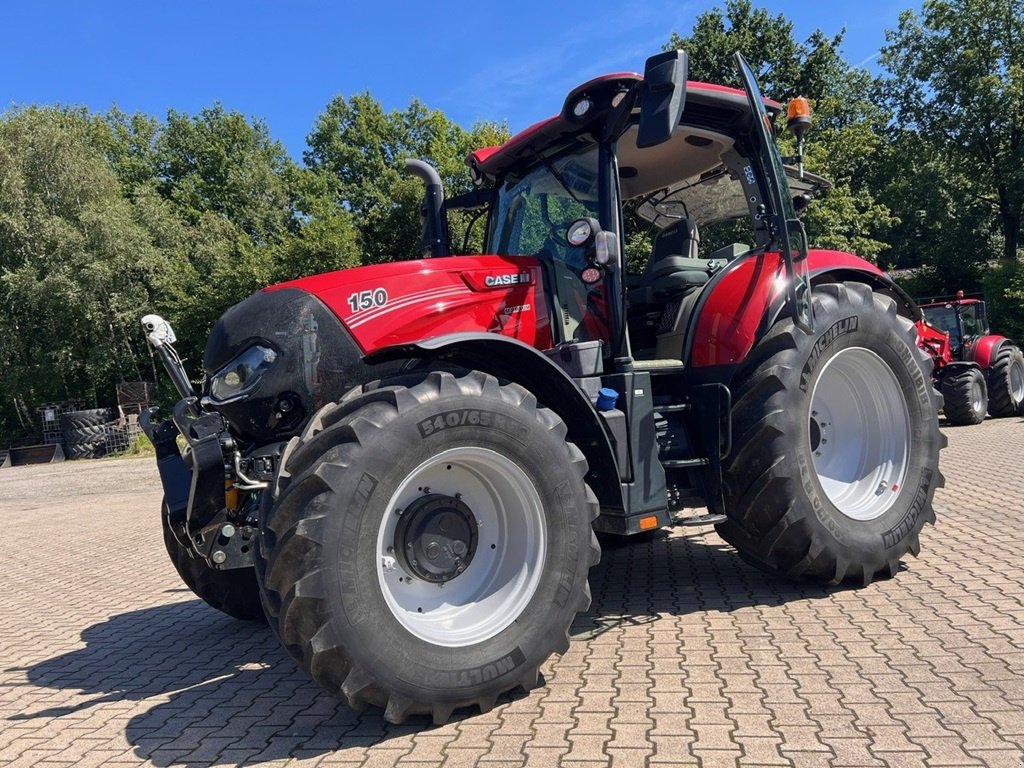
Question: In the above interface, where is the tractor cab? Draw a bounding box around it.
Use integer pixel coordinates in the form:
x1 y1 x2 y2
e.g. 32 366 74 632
919 294 990 358
459 51 825 372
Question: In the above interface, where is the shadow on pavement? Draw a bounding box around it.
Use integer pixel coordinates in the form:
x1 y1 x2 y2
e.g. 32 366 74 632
9 527 854 765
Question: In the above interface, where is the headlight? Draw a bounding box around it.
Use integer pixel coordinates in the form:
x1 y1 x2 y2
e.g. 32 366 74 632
207 345 278 403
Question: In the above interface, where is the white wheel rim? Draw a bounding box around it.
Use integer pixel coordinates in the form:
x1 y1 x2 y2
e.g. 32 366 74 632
971 376 986 412
376 447 546 647
1010 359 1024 402
809 347 911 521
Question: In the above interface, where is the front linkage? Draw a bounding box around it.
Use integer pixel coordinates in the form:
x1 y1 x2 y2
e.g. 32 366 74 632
140 314 276 575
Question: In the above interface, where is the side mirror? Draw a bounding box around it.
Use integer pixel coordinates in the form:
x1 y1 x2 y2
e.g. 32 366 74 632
637 50 688 149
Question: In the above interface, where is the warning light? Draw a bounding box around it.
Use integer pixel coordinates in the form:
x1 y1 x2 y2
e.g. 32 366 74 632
786 96 812 139
639 516 659 531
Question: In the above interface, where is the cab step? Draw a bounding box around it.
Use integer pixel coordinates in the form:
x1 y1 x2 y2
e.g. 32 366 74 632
676 512 727 527
662 457 709 468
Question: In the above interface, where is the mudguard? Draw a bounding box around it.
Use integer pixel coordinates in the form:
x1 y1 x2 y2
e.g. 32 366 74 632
367 333 624 513
685 248 919 374
968 335 1013 369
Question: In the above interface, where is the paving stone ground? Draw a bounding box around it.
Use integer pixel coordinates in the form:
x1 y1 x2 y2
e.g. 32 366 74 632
1 416 1022 767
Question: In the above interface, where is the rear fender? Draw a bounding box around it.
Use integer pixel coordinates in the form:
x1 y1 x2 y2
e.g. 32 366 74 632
685 249 920 377
969 335 1012 369
366 333 624 511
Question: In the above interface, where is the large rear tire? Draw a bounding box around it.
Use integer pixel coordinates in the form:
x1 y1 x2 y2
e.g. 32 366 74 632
255 371 599 724
986 343 1024 417
161 502 265 621
941 367 988 425
715 282 944 585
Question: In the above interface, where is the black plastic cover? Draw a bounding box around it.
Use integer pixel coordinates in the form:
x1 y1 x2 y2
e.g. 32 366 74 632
203 288 380 445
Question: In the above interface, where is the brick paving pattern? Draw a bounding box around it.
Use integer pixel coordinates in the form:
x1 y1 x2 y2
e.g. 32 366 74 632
1 416 1022 767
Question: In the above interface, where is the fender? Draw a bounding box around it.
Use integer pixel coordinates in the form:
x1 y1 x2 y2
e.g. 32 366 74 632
805 250 921 321
685 248 920 375
366 333 624 512
969 335 1012 369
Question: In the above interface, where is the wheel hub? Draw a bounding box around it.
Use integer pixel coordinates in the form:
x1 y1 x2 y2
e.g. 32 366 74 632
808 346 911 521
394 494 478 583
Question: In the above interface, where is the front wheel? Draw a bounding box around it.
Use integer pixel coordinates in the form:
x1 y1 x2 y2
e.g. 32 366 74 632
941 366 988 425
715 282 944 585
987 344 1024 417
255 371 599 724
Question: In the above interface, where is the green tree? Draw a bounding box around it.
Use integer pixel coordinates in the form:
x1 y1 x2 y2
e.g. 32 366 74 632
881 0 1024 263
665 0 897 261
305 94 507 263
0 107 191 437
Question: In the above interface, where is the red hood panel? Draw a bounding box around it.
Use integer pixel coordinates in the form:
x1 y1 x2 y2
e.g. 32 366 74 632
267 256 553 354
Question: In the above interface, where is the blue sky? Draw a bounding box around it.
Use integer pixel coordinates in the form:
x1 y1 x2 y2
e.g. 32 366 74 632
2 1 916 159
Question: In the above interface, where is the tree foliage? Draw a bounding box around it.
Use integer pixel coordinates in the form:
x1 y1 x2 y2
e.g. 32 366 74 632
666 0 896 261
881 0 1024 263
2 0 1022 442
305 95 506 263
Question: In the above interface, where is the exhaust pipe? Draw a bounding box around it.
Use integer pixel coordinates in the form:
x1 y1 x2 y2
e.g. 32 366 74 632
405 159 449 258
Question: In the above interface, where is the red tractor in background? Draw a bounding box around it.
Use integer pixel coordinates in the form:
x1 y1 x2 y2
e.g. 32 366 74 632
916 292 1024 425
140 51 943 723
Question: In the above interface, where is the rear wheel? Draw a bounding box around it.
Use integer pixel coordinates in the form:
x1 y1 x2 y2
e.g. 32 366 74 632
987 344 1024 417
255 371 599 724
161 502 264 621
941 367 988 425
715 282 944 585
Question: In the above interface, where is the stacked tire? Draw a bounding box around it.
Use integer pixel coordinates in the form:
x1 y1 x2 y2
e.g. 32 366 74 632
60 408 115 459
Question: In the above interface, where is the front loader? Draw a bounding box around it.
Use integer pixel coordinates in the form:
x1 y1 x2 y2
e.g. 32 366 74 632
141 51 943 724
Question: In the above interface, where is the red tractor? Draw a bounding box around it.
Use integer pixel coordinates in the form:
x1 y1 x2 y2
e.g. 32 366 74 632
916 292 1024 424
140 52 943 723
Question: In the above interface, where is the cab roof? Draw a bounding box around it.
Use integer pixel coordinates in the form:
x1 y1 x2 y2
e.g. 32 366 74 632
468 75 782 188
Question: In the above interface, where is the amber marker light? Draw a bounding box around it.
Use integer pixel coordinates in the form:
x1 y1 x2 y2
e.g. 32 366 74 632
787 97 810 136
786 96 812 179
639 516 659 531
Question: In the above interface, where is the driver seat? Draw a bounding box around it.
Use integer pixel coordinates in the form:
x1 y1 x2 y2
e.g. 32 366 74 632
628 219 712 355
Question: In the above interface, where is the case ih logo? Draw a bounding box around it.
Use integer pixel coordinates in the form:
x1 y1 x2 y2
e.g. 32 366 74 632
484 272 533 288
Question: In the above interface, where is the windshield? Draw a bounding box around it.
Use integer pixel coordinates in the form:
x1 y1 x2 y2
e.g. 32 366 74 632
735 53 813 332
488 147 606 344
489 148 600 259
922 302 987 350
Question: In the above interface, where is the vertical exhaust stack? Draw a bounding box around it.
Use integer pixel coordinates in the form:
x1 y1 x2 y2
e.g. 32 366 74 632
405 159 449 257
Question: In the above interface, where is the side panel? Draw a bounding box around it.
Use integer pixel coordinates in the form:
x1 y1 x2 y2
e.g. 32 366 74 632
267 255 554 354
916 320 952 371
687 249 889 369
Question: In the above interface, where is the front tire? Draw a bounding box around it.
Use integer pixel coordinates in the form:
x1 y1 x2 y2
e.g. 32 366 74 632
715 282 944 585
941 367 988 425
255 371 599 724
987 344 1024 417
